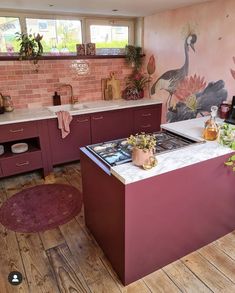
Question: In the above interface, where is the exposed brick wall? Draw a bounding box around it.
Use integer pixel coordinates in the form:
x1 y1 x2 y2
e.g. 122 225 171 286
0 58 132 109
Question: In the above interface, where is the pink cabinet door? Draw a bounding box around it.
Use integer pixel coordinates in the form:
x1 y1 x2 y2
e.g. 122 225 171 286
91 109 132 144
48 114 91 165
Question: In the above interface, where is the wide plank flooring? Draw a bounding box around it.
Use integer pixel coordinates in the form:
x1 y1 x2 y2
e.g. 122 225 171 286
0 163 235 293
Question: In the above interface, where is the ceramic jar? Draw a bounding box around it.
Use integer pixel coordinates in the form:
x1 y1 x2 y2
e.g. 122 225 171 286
132 147 155 167
3 96 14 112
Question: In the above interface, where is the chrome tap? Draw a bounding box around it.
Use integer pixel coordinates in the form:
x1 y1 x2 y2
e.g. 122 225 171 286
57 83 77 104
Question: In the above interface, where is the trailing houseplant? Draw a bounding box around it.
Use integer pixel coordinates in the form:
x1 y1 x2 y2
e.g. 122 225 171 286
127 132 157 169
125 45 143 71
15 32 43 70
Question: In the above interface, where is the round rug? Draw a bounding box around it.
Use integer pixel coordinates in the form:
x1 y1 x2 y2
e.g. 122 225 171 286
0 184 82 233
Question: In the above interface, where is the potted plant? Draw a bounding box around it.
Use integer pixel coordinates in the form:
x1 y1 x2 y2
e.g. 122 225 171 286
122 71 150 100
15 32 43 70
125 45 143 70
127 132 157 169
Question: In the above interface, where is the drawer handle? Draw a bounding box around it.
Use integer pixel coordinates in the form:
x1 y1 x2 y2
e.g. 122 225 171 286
141 124 151 128
142 113 152 117
77 118 89 123
92 116 103 120
10 128 24 133
16 161 29 167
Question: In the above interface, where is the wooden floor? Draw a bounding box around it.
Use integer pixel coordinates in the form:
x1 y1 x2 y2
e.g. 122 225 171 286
0 163 235 293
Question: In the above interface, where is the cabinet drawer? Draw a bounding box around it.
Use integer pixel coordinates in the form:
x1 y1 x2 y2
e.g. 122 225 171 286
1 151 42 177
0 121 38 143
134 107 161 133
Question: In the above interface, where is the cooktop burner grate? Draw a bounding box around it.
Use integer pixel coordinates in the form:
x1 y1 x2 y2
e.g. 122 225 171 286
86 131 202 167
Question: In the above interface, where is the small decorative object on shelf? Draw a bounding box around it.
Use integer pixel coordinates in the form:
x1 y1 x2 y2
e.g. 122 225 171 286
76 44 86 56
122 71 149 100
127 132 157 170
11 143 29 154
202 106 219 141
15 32 43 71
86 43 96 55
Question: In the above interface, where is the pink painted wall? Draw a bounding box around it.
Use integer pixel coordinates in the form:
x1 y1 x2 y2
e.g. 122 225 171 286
0 59 132 109
144 0 235 120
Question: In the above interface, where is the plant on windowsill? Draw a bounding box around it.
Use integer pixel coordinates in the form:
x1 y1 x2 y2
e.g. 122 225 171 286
15 32 43 71
127 132 157 169
125 45 143 70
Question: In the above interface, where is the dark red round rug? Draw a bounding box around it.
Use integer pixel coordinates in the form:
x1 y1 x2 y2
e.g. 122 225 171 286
0 184 82 233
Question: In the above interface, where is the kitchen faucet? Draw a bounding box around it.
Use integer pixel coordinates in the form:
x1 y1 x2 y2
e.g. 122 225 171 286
57 83 78 104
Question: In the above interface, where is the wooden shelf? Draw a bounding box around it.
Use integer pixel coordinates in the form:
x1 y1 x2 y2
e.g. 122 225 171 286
0 54 129 61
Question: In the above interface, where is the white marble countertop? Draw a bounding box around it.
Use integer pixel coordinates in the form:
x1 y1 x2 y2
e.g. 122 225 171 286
0 98 163 125
111 117 234 185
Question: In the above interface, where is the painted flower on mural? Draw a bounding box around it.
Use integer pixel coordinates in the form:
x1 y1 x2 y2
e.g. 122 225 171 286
147 55 156 76
167 79 227 122
174 74 207 101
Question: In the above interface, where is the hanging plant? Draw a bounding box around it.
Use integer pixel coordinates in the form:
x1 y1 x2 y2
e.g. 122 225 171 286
15 32 43 70
125 45 143 70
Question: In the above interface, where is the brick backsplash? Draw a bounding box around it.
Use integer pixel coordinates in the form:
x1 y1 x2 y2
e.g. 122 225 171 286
0 59 133 109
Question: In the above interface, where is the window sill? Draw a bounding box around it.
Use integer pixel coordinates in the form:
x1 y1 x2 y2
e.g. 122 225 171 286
0 53 132 61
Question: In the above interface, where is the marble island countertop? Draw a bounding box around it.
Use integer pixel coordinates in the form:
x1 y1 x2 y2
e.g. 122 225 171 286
111 116 234 185
0 98 163 125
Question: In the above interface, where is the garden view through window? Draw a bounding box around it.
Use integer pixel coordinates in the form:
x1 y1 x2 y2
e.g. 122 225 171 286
90 25 128 48
0 17 21 54
26 18 82 53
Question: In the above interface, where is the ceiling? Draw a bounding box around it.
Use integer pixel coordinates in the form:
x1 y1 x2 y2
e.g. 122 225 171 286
0 0 211 17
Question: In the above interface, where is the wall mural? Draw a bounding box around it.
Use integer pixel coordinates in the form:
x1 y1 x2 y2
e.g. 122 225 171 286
150 33 227 122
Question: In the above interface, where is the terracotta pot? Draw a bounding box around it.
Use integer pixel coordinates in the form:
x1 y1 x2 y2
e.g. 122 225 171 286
132 147 154 167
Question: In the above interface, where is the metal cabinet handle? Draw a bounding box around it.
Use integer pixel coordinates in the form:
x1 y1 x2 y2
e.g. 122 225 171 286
92 116 103 120
142 113 152 117
16 161 29 167
141 124 151 128
77 118 89 123
10 128 24 133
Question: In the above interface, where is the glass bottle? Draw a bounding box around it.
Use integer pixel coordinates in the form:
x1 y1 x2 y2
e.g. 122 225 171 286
203 106 219 141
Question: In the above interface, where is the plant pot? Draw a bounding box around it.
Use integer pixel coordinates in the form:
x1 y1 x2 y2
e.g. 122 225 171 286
0 106 5 114
132 147 154 167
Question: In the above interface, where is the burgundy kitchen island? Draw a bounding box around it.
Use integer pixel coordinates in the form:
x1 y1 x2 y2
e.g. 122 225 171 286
80 117 235 285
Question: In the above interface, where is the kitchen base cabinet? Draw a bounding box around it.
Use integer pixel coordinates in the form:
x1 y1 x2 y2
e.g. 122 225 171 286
48 114 91 165
0 121 48 178
91 109 132 144
133 104 162 133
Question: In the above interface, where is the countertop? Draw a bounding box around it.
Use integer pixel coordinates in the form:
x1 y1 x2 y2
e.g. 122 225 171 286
0 98 163 126
111 116 234 185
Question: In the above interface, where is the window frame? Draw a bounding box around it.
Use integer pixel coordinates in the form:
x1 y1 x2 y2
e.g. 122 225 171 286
0 11 135 57
85 18 134 46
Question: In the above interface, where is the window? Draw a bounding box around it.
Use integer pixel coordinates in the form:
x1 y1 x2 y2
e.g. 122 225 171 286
26 18 82 53
86 19 134 52
0 17 21 54
90 25 128 48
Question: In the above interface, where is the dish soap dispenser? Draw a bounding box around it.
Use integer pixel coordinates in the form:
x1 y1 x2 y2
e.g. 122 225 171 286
53 91 61 106
203 105 219 141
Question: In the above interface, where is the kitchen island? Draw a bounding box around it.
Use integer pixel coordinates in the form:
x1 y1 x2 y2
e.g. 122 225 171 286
80 117 235 285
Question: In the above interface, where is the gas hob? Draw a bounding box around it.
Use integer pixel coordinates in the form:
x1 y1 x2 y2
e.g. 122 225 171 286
86 131 203 167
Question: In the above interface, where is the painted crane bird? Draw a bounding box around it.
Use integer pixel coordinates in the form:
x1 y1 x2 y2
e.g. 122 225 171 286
151 33 197 106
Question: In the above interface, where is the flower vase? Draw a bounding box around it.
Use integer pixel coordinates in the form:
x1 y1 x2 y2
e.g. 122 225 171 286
132 147 154 166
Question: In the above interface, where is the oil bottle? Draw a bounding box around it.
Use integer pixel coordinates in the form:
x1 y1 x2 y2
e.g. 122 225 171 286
203 106 219 141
